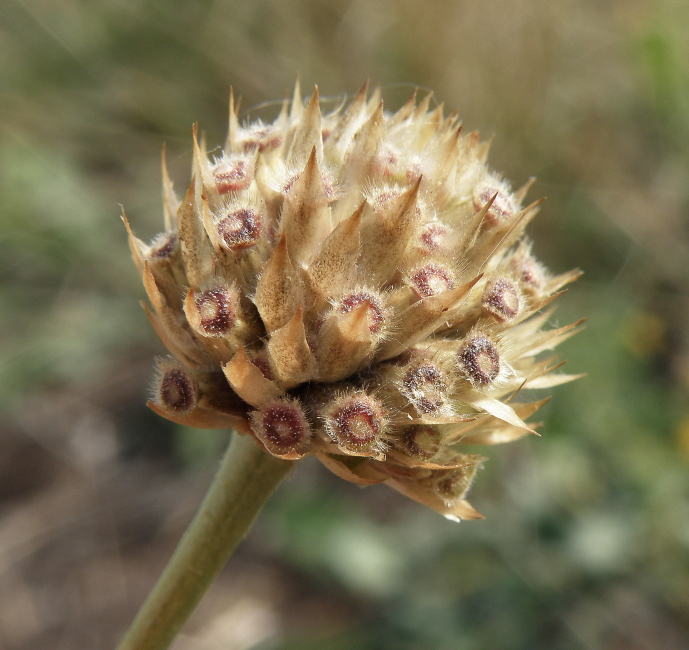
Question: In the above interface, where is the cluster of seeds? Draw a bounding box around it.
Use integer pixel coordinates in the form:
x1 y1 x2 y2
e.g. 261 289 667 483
127 82 582 519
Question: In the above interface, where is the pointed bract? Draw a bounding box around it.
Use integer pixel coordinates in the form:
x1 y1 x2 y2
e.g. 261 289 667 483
280 147 332 263
254 234 300 333
266 306 318 388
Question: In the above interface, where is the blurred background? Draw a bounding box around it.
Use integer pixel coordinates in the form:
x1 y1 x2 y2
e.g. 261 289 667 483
1 0 689 648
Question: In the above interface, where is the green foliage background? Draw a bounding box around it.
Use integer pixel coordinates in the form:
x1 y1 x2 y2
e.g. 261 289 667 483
1 1 689 648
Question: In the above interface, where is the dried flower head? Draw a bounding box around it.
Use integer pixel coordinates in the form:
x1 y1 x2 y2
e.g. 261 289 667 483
126 81 582 520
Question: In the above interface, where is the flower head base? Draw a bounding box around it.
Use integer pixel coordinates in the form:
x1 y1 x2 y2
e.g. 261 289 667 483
126 81 582 520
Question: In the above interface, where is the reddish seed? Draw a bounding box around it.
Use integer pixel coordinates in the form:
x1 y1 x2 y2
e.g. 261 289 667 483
418 223 448 252
405 163 422 184
522 263 541 287
323 178 336 202
159 367 198 412
435 467 473 501
473 186 517 227
240 127 282 153
195 288 234 336
513 256 545 291
149 233 177 259
249 356 274 380
331 399 382 450
339 292 385 334
218 208 261 250
483 277 520 321
372 146 399 177
261 404 307 450
372 190 401 212
371 188 423 219
458 335 500 385
283 172 335 201
399 425 442 460
411 264 454 298
402 363 448 414
282 174 299 194
213 157 253 193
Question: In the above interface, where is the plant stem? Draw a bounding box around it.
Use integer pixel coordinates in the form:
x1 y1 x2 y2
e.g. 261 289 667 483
116 432 294 650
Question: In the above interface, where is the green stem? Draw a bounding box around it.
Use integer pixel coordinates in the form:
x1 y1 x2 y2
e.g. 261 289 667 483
116 432 294 650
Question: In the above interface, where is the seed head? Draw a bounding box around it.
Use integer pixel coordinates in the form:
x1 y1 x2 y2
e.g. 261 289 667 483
127 82 582 519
